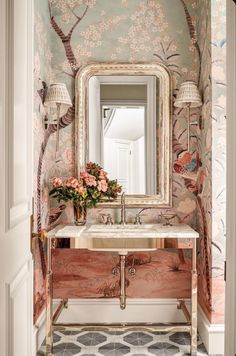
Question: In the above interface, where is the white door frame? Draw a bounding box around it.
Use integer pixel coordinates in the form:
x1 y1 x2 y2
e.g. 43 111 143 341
225 0 236 354
0 0 34 355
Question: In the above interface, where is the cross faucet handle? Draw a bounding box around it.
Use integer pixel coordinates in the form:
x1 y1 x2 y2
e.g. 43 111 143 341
105 214 114 225
100 213 114 225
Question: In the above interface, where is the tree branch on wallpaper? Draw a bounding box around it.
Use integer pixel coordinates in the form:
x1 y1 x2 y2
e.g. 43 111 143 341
36 1 90 277
196 196 212 306
48 1 89 74
172 114 212 309
36 106 75 277
154 40 181 77
179 0 201 86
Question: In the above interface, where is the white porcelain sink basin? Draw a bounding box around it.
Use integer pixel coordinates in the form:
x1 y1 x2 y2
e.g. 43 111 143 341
84 224 165 252
85 224 163 238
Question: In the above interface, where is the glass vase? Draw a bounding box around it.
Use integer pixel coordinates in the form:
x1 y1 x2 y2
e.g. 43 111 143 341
73 204 87 226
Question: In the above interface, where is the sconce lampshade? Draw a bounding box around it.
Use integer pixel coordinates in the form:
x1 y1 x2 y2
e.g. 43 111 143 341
44 83 72 116
174 81 202 108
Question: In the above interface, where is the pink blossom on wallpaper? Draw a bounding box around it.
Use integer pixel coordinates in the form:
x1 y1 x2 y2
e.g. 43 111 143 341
121 0 128 7
118 0 168 60
34 52 41 77
65 148 74 165
49 0 96 17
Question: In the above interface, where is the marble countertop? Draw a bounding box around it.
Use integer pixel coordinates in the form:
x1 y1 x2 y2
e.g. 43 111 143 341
48 223 199 239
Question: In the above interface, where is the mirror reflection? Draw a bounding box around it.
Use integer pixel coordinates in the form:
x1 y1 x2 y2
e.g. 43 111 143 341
88 76 159 195
103 105 145 194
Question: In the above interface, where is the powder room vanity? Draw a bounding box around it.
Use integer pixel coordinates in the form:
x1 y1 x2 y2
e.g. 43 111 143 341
46 223 199 356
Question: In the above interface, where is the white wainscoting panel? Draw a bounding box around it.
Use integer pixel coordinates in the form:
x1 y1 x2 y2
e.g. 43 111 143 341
5 0 32 230
6 259 33 356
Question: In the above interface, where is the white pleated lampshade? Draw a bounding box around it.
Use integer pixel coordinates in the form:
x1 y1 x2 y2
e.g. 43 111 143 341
44 83 72 116
174 81 202 108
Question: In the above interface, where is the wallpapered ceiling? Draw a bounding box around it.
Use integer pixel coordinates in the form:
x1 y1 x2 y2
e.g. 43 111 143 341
33 0 226 324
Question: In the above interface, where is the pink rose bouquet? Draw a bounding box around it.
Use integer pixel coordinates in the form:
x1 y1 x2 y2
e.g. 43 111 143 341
49 162 122 209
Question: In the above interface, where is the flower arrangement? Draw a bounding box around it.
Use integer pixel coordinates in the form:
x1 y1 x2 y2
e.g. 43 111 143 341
49 162 122 224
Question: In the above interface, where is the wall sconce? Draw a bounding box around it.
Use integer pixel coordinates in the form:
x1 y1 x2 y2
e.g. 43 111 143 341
44 83 72 159
174 81 202 151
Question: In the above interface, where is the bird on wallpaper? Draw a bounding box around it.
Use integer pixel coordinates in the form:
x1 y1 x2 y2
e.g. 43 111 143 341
173 150 201 181
37 80 48 104
45 204 66 229
36 79 48 118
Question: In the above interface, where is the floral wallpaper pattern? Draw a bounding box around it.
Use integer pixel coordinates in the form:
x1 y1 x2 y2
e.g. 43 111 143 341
33 0 225 325
210 0 226 324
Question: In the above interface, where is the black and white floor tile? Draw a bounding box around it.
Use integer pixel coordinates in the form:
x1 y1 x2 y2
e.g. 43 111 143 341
37 330 209 355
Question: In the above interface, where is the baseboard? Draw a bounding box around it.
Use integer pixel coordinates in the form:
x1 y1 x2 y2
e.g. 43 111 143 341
34 299 224 355
197 306 224 355
33 298 191 352
54 298 191 324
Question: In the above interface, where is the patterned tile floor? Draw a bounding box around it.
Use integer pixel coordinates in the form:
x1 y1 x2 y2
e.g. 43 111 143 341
37 330 209 355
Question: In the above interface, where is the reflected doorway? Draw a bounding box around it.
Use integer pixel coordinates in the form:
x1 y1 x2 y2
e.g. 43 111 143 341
102 106 145 194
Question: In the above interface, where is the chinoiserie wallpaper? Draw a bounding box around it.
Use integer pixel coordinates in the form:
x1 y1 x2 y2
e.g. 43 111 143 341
33 0 226 324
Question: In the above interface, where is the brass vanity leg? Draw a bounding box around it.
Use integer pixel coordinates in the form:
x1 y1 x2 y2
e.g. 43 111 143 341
120 255 126 310
46 237 53 356
191 239 198 356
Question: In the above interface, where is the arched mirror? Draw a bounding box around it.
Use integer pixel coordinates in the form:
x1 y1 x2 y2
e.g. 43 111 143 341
75 63 172 207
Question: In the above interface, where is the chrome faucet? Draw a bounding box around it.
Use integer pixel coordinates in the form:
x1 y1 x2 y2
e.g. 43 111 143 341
120 192 127 225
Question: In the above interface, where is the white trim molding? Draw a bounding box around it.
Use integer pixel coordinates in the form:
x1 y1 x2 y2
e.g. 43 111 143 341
197 306 224 355
32 309 46 356
226 0 236 355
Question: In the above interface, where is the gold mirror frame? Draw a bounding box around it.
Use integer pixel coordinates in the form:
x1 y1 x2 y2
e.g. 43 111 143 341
75 62 172 208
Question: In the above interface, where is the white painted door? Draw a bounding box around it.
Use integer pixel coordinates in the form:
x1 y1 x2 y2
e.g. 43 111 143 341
104 139 132 193
0 0 34 356
115 141 132 193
